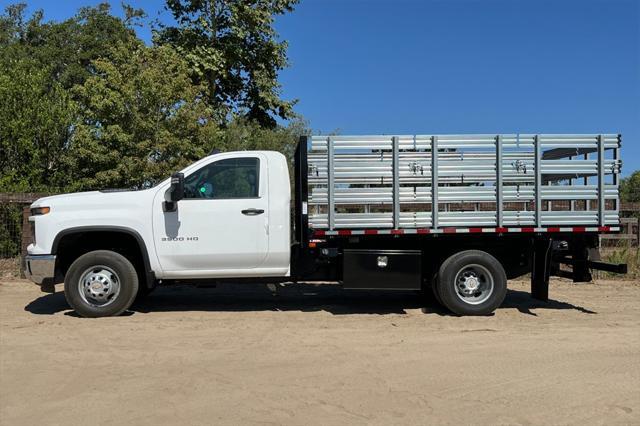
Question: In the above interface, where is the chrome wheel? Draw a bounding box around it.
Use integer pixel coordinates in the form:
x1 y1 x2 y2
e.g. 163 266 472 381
454 264 494 305
77 265 121 307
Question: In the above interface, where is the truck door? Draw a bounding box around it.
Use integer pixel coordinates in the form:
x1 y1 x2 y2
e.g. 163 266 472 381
152 153 269 275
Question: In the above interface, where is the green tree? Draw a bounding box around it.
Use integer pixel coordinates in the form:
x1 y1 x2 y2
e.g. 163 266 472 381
67 41 221 189
0 2 306 192
0 59 75 191
0 3 144 90
0 3 144 191
156 0 298 128
620 171 640 203
219 115 306 159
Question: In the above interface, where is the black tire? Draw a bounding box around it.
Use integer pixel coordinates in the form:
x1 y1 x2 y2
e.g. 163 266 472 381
436 250 507 316
429 277 443 306
64 250 139 318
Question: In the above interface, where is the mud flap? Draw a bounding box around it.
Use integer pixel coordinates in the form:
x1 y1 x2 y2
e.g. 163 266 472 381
571 242 592 283
40 278 56 294
531 238 552 301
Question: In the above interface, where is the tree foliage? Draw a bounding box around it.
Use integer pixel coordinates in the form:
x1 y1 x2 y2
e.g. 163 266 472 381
0 58 75 191
620 171 640 203
0 3 142 90
0 2 305 193
0 2 144 191
157 0 298 128
68 41 221 189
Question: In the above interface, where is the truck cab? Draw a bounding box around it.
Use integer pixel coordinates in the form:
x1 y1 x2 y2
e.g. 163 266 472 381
25 151 292 317
150 151 291 278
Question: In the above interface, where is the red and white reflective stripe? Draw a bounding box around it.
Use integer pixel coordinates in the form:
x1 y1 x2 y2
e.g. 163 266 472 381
313 226 619 237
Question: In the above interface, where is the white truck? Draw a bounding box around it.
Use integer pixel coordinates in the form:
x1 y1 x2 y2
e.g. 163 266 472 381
24 134 627 317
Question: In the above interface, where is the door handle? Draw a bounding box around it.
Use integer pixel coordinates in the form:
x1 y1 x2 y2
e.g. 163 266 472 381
242 208 264 216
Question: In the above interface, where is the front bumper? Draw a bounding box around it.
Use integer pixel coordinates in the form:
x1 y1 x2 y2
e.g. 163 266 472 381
24 254 56 284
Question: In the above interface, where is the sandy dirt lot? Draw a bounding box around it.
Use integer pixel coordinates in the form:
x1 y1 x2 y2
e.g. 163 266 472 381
1 277 639 426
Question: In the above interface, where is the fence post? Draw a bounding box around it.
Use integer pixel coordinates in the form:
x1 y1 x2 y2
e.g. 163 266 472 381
20 206 30 278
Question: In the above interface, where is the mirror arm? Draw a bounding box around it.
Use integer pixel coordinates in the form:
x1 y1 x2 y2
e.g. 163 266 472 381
163 200 177 212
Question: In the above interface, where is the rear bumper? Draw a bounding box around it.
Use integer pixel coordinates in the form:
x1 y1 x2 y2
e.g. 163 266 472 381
24 254 56 284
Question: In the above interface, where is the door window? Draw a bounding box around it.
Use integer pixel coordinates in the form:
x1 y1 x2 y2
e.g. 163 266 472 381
184 157 260 199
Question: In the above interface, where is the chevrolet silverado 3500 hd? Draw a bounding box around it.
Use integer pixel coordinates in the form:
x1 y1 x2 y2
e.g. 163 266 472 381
24 134 627 317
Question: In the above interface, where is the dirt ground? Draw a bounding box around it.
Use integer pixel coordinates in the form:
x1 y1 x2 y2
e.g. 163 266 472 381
1 278 639 426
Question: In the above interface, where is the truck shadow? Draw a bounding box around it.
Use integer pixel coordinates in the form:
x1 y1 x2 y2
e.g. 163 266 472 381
24 282 596 316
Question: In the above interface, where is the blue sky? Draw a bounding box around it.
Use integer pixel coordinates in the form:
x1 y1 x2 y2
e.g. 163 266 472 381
4 0 640 174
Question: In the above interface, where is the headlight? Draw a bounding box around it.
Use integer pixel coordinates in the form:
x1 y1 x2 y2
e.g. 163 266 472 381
30 206 50 216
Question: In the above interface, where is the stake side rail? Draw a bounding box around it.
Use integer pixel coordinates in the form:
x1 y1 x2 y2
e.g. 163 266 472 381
303 133 622 234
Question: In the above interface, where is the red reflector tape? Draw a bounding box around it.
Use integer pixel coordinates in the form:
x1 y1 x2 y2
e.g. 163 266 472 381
313 225 616 237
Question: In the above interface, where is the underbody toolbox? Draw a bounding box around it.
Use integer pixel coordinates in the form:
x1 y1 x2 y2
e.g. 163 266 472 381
343 249 421 290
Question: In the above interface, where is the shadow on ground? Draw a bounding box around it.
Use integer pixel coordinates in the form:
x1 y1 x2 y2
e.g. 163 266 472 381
24 282 597 317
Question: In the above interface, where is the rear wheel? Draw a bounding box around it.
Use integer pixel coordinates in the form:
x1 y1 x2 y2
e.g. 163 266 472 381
64 250 139 318
436 250 507 315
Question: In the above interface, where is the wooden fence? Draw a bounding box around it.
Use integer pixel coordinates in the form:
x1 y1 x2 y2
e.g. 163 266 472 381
600 217 639 246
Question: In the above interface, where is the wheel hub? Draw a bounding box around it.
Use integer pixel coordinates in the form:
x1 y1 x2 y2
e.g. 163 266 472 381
463 275 480 292
79 267 120 307
454 264 495 305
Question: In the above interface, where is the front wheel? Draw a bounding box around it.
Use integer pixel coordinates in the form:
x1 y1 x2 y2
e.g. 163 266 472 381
436 250 507 315
64 250 139 318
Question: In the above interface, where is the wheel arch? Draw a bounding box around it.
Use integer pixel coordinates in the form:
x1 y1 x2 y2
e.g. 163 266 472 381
52 226 155 288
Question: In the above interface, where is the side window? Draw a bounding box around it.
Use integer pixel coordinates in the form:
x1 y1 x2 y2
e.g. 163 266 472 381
184 157 260 199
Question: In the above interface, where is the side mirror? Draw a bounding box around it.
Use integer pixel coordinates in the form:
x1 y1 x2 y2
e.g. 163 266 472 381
164 172 184 212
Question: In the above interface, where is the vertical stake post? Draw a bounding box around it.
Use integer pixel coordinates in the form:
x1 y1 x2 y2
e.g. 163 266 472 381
20 206 30 279
392 136 400 229
534 135 541 227
613 134 621 216
431 135 439 229
584 152 590 211
597 134 605 226
569 156 575 211
327 136 335 230
496 135 503 227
